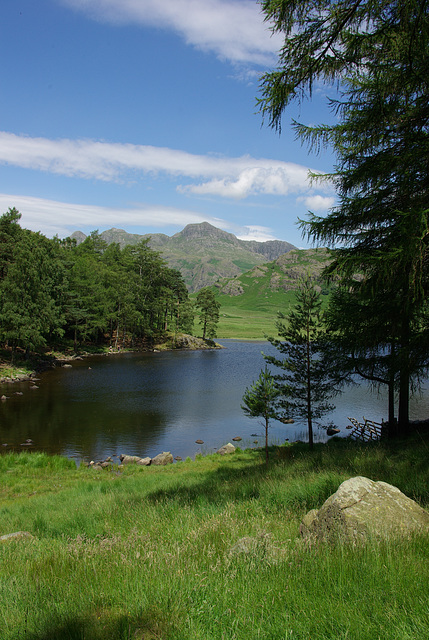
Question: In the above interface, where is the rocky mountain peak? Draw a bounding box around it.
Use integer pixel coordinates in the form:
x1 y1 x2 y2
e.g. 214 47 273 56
173 222 239 244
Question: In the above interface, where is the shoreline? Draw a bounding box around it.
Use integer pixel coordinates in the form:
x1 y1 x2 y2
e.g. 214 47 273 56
0 333 222 384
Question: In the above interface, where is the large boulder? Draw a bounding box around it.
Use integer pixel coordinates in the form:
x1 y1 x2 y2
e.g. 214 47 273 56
216 443 236 455
136 457 151 466
119 454 144 465
151 451 173 466
300 476 429 542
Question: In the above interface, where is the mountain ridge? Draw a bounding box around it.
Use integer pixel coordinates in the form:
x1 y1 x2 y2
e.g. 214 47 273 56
70 222 296 292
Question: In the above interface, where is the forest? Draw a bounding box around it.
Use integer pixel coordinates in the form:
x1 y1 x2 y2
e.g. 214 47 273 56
0 207 195 358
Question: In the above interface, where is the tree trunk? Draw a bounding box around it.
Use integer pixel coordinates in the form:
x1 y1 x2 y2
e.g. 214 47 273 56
265 415 269 464
115 322 119 351
398 319 410 435
306 321 313 449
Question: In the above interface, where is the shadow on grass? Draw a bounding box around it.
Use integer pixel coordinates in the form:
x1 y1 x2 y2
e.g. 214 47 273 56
23 611 167 640
143 434 429 511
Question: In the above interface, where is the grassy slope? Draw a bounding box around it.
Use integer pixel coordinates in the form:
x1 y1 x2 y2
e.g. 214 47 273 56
0 435 428 640
203 248 332 339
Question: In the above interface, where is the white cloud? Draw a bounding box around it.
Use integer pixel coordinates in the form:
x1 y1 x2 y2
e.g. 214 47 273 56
0 132 321 199
0 193 223 239
0 193 283 243
185 165 311 199
236 225 277 242
0 132 210 182
58 0 283 66
297 195 336 211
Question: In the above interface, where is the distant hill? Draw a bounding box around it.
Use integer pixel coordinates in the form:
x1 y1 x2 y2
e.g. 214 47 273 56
214 247 332 300
209 248 332 338
70 222 296 292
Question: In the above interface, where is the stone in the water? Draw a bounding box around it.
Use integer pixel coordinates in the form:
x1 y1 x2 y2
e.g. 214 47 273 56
151 451 174 466
195 439 204 444
136 457 151 466
232 436 242 441
119 454 143 465
326 427 341 436
175 456 182 461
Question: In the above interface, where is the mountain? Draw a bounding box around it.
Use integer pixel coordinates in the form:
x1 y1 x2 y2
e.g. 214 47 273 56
214 248 332 302
70 222 296 292
211 248 332 338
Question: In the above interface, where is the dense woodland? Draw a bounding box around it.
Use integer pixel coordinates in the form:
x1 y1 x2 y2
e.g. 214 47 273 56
0 208 195 357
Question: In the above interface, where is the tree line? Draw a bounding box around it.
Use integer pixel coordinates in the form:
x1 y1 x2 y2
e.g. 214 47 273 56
243 0 429 441
0 208 220 359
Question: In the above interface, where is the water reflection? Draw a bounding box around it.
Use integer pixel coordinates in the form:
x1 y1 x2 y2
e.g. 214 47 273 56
0 340 428 462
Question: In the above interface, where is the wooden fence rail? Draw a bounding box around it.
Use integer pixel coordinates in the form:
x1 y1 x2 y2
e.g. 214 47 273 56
347 416 383 442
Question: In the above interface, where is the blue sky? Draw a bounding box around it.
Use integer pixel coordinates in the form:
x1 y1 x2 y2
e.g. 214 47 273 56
0 0 336 247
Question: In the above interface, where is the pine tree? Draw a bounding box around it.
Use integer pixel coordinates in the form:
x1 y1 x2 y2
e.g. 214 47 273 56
264 278 338 448
258 0 429 434
242 366 281 464
195 288 220 340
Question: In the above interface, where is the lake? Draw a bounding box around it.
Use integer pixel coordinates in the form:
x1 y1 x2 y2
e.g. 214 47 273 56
1 339 428 463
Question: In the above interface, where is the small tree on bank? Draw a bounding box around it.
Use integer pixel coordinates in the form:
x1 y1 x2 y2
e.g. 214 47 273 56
265 279 339 449
242 366 281 464
195 287 220 339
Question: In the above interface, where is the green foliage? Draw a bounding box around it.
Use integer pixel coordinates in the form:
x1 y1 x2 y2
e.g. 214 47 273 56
0 212 67 356
194 287 220 339
242 366 281 463
265 278 339 447
259 0 429 433
0 210 193 356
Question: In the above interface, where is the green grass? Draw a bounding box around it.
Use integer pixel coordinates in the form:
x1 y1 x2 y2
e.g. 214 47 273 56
216 306 280 339
204 247 333 339
0 436 428 639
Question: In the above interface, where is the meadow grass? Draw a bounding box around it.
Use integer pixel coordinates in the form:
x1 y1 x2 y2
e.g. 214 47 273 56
0 436 428 639
215 306 279 339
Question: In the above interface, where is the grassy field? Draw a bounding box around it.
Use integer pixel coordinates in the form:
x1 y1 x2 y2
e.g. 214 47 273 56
0 435 428 639
216 306 280 339
193 290 299 339
215 294 328 339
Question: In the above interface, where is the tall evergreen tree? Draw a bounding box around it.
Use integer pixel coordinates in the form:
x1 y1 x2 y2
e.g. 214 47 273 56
265 279 339 448
259 0 429 433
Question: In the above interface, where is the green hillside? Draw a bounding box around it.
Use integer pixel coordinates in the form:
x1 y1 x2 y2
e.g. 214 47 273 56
210 248 332 339
71 223 296 292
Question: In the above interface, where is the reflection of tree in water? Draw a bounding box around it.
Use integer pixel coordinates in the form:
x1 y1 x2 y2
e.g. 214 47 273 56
2 341 428 462
0 378 168 460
